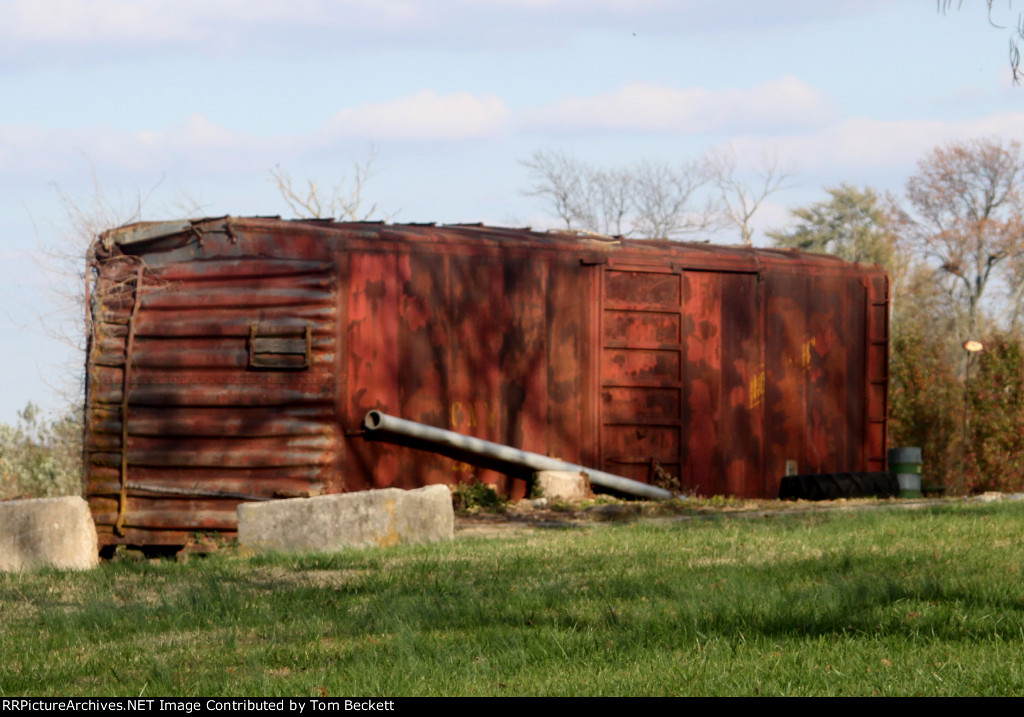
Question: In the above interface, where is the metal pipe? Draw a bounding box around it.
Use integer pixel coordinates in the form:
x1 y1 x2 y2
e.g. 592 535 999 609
362 410 675 500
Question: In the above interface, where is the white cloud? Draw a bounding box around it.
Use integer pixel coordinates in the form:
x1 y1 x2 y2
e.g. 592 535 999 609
0 116 276 187
733 112 1024 174
0 0 575 49
148 114 257 153
321 91 511 141
7 96 1024 215
0 0 879 66
0 0 419 55
3 0 198 44
0 0 713 46
0 90 511 187
520 76 833 135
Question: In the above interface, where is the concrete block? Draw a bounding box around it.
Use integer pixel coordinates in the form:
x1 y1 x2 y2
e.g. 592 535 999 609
534 470 592 502
237 484 454 554
0 496 99 572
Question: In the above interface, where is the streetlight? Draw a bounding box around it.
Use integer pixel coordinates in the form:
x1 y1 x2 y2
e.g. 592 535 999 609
961 339 984 493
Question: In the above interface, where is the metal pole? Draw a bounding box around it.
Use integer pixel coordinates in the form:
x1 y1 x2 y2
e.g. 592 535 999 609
960 339 983 494
362 410 676 500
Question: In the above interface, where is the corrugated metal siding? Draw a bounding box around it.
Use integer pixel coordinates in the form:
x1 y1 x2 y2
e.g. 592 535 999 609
84 218 889 547
86 220 340 545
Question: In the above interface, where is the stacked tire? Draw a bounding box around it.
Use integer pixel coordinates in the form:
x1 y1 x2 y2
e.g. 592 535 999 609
778 472 900 501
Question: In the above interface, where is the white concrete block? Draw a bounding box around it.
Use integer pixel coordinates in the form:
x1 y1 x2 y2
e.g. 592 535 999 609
237 485 454 554
534 470 592 502
0 496 99 572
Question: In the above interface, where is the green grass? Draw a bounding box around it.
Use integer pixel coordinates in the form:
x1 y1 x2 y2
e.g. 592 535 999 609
2 501 1024 696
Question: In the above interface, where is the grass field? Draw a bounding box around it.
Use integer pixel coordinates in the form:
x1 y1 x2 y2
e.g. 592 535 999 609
2 500 1023 696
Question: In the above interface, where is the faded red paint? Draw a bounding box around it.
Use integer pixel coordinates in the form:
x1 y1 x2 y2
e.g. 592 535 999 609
84 218 889 547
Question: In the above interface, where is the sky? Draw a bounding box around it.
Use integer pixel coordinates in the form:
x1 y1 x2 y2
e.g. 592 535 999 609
2 0 1023 423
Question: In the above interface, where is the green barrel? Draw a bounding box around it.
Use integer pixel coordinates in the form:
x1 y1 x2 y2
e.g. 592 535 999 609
888 447 922 498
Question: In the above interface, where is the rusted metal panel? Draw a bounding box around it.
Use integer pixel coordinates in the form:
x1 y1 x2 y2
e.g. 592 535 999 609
865 274 890 473
498 258 548 464
395 251 451 487
344 251 401 492
682 270 724 495
600 267 683 485
764 272 808 496
546 260 591 467
717 271 763 498
84 217 889 547
448 253 507 491
86 218 340 546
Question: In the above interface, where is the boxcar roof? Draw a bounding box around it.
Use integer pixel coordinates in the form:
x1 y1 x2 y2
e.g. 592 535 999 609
97 216 883 276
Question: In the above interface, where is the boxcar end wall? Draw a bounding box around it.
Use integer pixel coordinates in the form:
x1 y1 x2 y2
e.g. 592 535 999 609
84 218 889 547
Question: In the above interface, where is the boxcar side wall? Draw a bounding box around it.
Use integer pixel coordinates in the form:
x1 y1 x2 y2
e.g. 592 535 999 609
83 218 889 547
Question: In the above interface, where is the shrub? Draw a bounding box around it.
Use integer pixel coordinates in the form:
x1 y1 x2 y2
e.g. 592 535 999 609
451 481 507 514
963 334 1024 493
888 328 961 492
0 403 82 499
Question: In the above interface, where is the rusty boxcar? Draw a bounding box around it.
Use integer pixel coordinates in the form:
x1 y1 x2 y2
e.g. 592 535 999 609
84 217 889 548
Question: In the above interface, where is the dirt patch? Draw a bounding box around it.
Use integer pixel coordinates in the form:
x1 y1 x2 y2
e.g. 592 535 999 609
454 495 964 539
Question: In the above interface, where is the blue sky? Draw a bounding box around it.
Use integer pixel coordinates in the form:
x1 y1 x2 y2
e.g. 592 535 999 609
1 0 1023 422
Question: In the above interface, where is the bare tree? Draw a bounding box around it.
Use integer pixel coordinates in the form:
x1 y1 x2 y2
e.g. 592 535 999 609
38 166 163 407
631 159 717 239
520 149 717 239
1003 252 1024 330
706 146 797 246
589 167 634 237
905 137 1024 339
272 143 388 221
519 149 591 231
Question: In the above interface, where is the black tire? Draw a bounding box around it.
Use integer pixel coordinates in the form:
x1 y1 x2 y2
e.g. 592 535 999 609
779 472 899 501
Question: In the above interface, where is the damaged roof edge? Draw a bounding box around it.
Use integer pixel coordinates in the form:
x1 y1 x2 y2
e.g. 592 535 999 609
96 217 886 273
102 220 195 246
